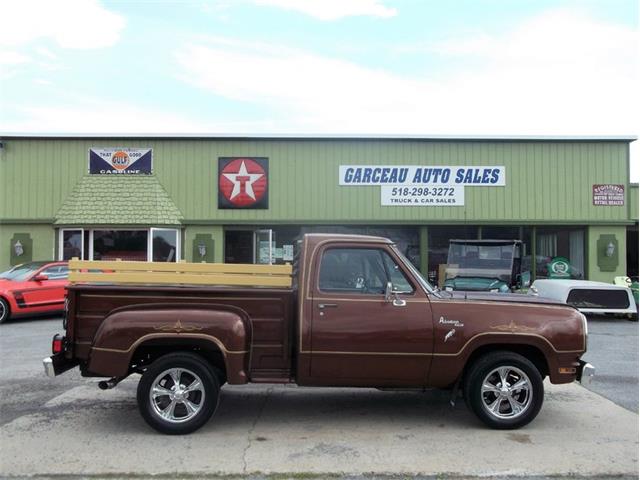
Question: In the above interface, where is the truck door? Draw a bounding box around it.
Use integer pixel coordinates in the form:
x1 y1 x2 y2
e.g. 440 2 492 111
309 244 433 386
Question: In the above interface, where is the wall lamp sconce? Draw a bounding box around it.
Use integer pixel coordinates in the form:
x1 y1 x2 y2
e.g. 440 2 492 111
605 242 615 258
197 243 207 259
14 240 24 256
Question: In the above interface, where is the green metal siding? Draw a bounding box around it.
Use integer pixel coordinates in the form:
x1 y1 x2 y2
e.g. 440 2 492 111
630 184 639 221
0 138 632 224
0 224 55 270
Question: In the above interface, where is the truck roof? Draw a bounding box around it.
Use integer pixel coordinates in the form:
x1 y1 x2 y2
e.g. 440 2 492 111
303 233 394 244
449 239 522 245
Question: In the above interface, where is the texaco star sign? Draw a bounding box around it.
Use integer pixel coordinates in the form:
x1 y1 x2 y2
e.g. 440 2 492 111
218 157 269 209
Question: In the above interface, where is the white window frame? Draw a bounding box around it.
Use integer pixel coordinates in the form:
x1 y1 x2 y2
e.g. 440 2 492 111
149 228 181 263
60 228 182 262
58 228 84 261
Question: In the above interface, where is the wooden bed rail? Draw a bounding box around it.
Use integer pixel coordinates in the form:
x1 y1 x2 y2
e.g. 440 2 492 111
68 258 293 288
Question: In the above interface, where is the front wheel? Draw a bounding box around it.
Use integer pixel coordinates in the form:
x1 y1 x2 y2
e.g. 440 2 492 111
463 351 544 429
137 352 221 435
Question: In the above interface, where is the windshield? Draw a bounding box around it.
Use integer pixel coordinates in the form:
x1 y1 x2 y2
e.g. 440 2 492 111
391 245 440 297
447 243 515 281
0 262 46 281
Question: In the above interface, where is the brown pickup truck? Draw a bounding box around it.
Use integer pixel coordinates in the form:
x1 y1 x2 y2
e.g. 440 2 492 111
44 234 594 434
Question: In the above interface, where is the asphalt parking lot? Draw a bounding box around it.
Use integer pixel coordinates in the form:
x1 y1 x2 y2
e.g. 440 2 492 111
0 315 638 479
581 315 639 412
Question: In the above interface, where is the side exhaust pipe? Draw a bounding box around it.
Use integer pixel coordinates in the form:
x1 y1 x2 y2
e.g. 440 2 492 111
98 376 125 390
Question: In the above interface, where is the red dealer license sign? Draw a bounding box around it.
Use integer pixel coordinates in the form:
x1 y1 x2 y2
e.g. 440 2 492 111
592 184 624 206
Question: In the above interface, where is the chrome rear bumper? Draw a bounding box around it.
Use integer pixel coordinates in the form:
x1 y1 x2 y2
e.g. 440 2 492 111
43 353 78 378
43 357 55 378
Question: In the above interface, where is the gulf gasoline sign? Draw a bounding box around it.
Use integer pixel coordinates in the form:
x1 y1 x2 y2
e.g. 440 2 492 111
89 148 152 174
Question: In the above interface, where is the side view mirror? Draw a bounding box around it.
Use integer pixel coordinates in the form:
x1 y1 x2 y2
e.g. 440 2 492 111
520 271 531 288
384 281 406 307
32 274 49 282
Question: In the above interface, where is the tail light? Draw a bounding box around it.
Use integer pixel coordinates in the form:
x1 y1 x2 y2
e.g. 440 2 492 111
52 334 64 354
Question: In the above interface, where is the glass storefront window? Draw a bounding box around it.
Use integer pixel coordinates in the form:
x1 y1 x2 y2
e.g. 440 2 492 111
93 230 149 261
151 229 179 262
480 226 521 240
428 225 479 286
60 228 181 262
60 229 84 260
224 225 420 268
535 227 585 279
302 225 420 268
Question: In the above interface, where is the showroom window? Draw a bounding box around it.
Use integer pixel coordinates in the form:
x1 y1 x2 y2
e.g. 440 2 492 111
92 230 149 261
151 228 179 262
59 229 86 260
427 225 479 285
535 227 585 279
59 228 181 262
224 225 420 268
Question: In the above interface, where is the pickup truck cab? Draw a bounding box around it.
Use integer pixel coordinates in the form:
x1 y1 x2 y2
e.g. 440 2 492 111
44 234 594 434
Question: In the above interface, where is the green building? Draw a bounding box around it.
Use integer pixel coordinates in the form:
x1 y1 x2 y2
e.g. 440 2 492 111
0 134 637 285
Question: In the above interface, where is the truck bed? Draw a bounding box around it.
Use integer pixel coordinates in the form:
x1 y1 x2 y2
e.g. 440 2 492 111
67 284 295 382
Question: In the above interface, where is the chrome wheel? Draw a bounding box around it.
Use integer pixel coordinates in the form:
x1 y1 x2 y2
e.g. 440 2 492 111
480 366 532 420
149 368 205 424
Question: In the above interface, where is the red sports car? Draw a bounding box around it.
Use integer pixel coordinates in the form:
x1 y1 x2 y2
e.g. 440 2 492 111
0 261 69 323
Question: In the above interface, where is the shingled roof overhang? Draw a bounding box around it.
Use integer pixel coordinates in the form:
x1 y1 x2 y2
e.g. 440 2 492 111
54 175 183 226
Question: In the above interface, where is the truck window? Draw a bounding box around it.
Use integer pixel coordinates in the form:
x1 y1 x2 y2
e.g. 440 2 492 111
319 248 387 294
381 251 414 293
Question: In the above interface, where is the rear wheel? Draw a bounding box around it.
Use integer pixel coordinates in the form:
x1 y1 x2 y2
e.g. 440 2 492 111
137 352 221 435
0 298 10 324
464 351 544 429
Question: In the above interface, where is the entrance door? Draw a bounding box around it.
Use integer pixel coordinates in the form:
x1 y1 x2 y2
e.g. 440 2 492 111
309 245 433 386
225 230 255 264
255 229 275 265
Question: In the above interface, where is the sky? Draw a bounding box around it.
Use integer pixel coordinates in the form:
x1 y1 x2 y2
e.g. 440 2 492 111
0 0 638 180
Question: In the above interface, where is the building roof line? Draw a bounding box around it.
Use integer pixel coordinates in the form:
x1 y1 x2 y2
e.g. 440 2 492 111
0 132 637 142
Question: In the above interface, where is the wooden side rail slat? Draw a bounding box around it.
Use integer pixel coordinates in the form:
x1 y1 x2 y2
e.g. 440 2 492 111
68 259 292 275
68 272 291 287
68 259 293 288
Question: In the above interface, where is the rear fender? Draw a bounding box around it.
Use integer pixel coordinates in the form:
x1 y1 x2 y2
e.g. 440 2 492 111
87 303 252 383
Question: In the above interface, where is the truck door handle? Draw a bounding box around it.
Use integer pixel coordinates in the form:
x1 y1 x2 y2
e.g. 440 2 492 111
318 303 338 309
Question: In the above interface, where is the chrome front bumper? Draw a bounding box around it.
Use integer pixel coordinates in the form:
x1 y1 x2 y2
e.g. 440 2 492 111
578 361 595 385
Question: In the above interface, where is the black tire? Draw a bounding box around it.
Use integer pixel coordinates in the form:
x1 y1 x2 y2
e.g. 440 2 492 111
0 298 10 324
137 352 221 435
463 351 544 429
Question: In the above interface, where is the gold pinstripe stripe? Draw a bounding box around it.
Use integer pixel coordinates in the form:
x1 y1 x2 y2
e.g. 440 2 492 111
90 332 248 355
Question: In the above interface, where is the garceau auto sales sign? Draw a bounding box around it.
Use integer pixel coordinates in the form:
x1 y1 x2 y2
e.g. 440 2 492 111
339 165 506 207
339 165 505 186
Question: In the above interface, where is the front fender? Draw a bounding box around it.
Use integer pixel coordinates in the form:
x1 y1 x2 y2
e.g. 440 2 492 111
428 299 586 387
87 303 252 382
